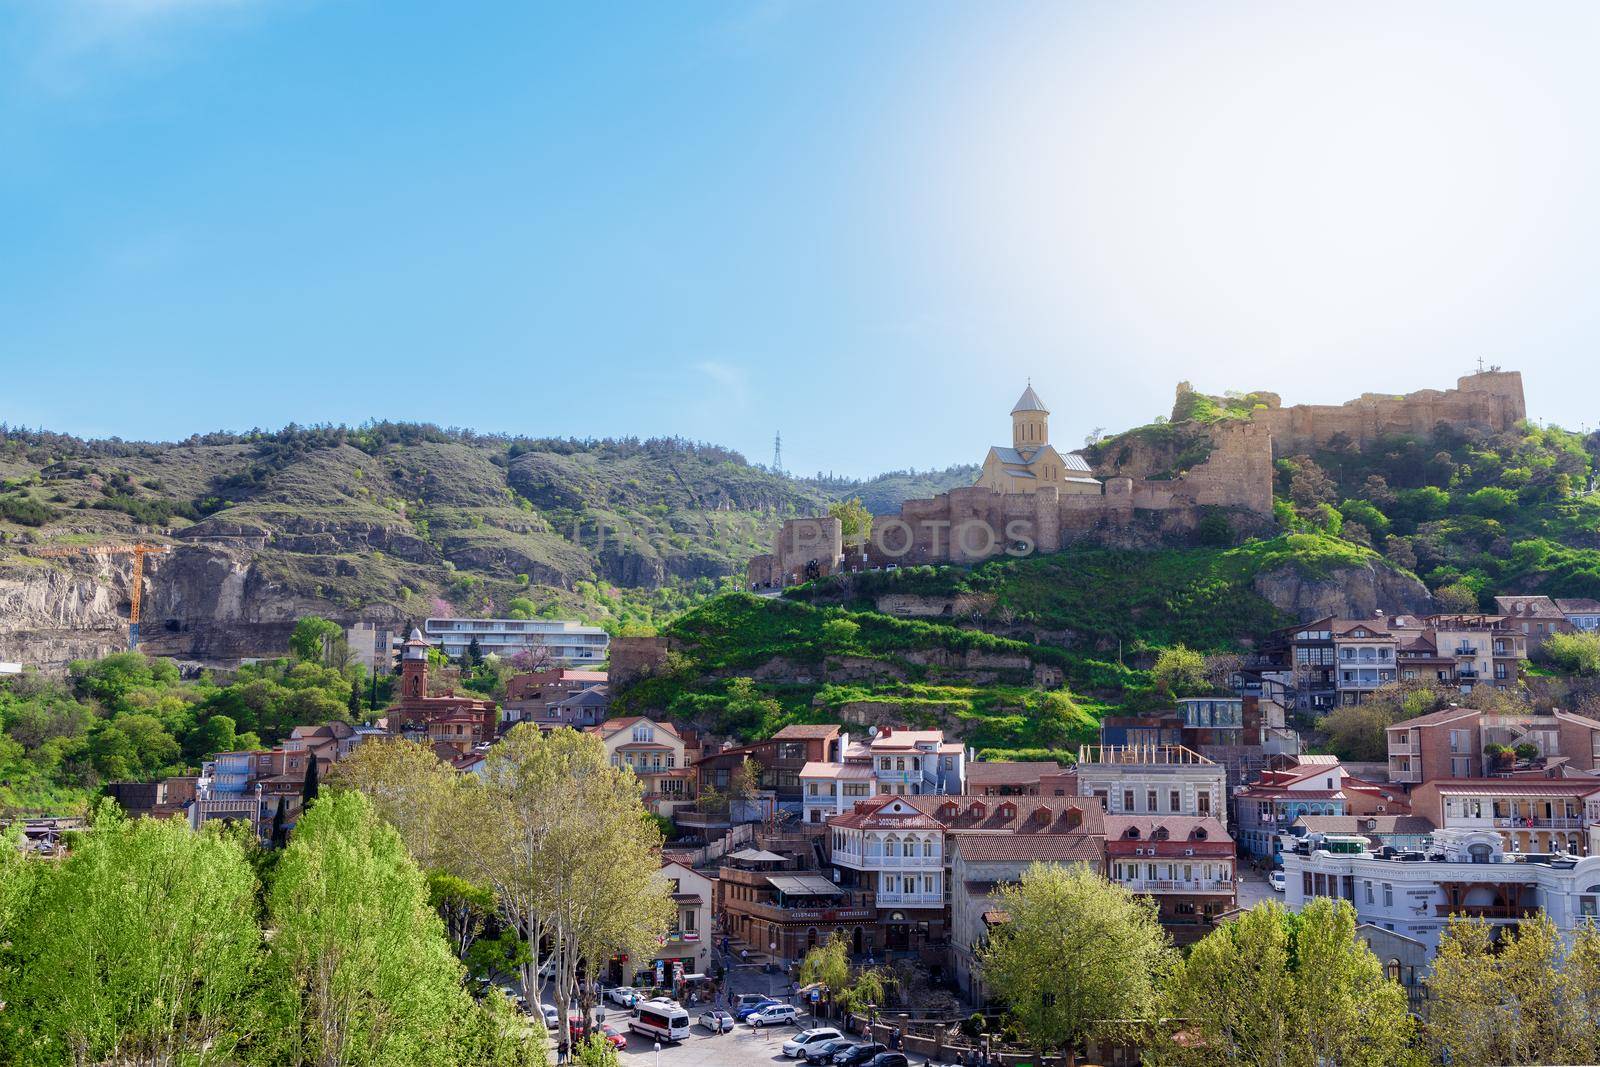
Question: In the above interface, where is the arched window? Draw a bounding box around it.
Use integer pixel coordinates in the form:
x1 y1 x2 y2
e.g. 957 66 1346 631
1386 959 1402 983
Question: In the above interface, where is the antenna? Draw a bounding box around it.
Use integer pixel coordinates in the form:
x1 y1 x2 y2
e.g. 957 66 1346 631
772 431 783 475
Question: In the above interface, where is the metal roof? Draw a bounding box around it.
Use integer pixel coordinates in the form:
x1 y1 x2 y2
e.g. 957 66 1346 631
767 874 845 897
1011 384 1049 414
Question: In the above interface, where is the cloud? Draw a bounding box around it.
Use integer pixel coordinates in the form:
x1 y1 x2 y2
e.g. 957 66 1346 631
695 360 752 407
9 0 267 93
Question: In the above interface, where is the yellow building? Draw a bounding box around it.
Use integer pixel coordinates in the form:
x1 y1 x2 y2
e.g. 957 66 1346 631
975 384 1102 495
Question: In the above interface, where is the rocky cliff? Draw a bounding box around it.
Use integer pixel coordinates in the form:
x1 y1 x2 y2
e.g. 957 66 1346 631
1251 561 1434 621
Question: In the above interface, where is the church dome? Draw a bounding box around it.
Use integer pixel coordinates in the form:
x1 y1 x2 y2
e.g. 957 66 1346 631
1011 384 1049 415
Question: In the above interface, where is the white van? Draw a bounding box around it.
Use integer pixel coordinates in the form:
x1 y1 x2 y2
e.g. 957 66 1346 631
630 998 691 1042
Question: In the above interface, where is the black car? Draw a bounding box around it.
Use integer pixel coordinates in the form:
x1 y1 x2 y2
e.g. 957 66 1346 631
805 1038 856 1064
864 1055 909 1067
833 1043 886 1066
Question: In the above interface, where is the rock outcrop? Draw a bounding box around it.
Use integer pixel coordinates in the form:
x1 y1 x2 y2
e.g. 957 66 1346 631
1251 561 1433 621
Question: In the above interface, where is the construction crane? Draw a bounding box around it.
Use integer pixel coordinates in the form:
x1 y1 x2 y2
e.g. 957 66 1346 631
31 543 171 649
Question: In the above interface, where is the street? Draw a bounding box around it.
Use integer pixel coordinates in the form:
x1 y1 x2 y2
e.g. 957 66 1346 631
614 1021 808 1067
1235 865 1279 911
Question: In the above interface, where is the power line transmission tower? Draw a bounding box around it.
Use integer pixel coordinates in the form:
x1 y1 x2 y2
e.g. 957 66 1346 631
772 431 783 475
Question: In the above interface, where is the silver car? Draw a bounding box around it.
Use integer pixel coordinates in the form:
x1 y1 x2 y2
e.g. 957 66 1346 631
698 1009 735 1033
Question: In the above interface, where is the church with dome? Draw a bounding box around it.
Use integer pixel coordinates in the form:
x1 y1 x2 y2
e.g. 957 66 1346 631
974 384 1103 496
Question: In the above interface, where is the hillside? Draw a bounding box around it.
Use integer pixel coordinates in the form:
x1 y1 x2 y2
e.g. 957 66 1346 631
0 424 976 667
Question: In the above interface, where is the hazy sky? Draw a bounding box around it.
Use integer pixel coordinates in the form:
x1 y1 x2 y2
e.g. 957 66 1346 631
2 2 1597 477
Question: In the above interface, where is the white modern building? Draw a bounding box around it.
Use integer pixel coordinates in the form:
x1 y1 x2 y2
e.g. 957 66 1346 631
1283 828 1600 959
1074 744 1229 827
422 617 609 663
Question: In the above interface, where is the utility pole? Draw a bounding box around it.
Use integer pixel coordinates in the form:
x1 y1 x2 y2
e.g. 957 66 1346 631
772 431 783 475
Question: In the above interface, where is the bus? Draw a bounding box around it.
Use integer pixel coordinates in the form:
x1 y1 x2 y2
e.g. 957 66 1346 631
630 998 691 1042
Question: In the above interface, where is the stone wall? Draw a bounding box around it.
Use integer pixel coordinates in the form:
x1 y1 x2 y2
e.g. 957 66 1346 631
1251 370 1525 456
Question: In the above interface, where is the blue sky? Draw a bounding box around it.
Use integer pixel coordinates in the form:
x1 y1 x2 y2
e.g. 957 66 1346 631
2 2 1598 477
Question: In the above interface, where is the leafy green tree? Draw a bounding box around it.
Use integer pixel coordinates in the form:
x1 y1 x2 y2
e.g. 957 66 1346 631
289 616 343 665
980 862 1172 1066
1434 582 1481 613
1426 912 1600 1066
1155 898 1415 1067
261 790 468 1066
428 871 496 958
300 752 319 805
467 636 484 667
821 617 861 651
1543 631 1600 675
0 810 260 1065
828 497 873 546
184 713 238 762
798 931 851 996
348 676 362 719
1152 645 1208 696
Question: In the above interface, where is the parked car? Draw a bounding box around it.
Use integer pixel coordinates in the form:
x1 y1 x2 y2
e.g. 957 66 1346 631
1269 869 1286 892
594 1024 627 1049
735 998 781 1021
698 1009 736 1033
783 1027 844 1058
749 1003 800 1027
804 1036 857 1063
734 992 775 1012
606 987 642 1008
833 1043 886 1066
539 1004 559 1029
865 1054 909 1067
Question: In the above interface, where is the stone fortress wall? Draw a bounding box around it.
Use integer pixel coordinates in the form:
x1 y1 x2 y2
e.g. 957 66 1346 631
1250 370 1525 457
747 371 1527 588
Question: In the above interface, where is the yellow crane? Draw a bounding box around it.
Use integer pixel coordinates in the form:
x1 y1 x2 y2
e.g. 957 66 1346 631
31 543 171 649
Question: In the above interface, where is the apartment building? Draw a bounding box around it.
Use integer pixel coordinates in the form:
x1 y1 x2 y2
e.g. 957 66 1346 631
1385 706 1483 784
621 861 714 989
422 616 610 664
1386 706 1600 785
595 717 695 815
799 726 964 824
1234 755 1351 857
1284 827 1600 959
1556 598 1600 632
1073 744 1227 825
701 724 843 810
1104 815 1236 944
828 793 1102 956
1494 595 1575 651
1429 614 1527 691
949 816 1107 1002
1409 778 1600 855
1332 620 1399 704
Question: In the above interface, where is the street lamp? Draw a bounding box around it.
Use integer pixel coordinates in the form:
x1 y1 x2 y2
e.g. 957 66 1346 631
653 1040 661 1067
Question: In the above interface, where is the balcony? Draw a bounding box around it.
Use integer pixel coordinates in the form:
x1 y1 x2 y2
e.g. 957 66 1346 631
859 853 942 868
874 892 943 908
1121 879 1235 894
735 899 878 924
1387 761 1421 785
1492 816 1583 830
1435 904 1537 919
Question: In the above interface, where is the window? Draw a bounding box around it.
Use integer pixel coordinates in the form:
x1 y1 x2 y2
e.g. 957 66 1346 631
1123 790 1135 812
1383 884 1393 907
1365 881 1374 904
1146 790 1158 812
1169 790 1181 812
1197 792 1211 815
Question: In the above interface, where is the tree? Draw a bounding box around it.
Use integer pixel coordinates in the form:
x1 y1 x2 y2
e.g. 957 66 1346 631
828 497 873 547
1426 912 1600 1066
348 676 362 719
1152 645 1208 696
428 870 496 959
980 862 1172 1066
467 636 484 667
1543 631 1600 676
472 727 674 1049
730 755 764 819
328 737 468 875
0 810 260 1065
301 752 320 806
261 790 469 1066
1434 583 1482 613
1155 898 1415 1067
289 616 342 666
798 931 851 998
184 713 238 762
1318 700 1398 762
1287 456 1337 509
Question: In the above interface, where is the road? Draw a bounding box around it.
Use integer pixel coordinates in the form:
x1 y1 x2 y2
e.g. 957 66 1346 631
1235 866 1280 911
614 1020 812 1067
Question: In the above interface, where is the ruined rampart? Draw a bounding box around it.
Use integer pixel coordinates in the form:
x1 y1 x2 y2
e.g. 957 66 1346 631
1250 370 1525 456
